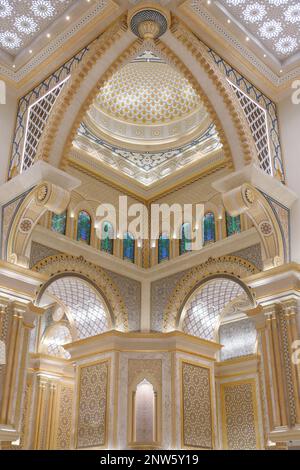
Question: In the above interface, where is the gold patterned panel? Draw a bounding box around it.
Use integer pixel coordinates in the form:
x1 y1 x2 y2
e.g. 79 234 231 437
56 384 74 450
76 360 109 449
221 379 260 450
181 361 213 449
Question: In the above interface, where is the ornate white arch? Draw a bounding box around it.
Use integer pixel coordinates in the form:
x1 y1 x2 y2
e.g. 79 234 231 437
33 254 128 331
34 16 258 174
163 255 258 332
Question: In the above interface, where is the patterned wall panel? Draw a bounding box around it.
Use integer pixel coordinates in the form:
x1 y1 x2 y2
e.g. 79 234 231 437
219 318 257 361
0 189 32 259
151 271 187 331
230 244 263 271
221 380 259 450
181 362 213 449
56 384 74 450
76 360 109 449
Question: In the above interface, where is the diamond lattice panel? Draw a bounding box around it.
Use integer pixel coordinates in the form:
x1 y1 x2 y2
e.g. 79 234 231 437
216 0 300 60
0 0 74 54
47 277 109 339
182 279 246 340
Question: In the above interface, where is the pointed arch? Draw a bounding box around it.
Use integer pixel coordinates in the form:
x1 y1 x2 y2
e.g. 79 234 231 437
33 17 258 175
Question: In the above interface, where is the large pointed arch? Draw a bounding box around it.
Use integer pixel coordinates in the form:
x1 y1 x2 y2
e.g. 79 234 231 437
34 16 258 174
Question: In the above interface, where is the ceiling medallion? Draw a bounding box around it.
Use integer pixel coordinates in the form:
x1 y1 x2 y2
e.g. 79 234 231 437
128 3 171 40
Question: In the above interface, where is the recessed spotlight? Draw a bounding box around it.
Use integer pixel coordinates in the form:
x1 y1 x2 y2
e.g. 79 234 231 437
29 49 33 54
47 33 51 38
227 19 231 24
246 36 250 42
263 54 266 58
207 0 211 4
12 64 16 68
66 15 70 21
280 69 283 73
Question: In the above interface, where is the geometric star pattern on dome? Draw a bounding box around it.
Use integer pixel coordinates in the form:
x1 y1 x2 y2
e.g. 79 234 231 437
182 279 247 341
47 276 109 340
215 0 300 60
97 60 201 124
0 0 73 54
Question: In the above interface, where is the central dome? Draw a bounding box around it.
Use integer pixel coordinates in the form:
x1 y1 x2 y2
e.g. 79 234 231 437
96 60 201 125
85 52 211 150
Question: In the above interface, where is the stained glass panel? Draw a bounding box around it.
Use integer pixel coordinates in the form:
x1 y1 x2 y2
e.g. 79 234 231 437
100 221 114 254
158 233 170 263
180 223 192 255
226 213 241 237
77 211 91 244
203 213 216 244
123 233 135 263
51 211 67 235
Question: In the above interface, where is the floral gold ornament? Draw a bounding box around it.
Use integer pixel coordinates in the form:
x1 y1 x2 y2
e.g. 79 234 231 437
244 187 255 204
36 183 48 203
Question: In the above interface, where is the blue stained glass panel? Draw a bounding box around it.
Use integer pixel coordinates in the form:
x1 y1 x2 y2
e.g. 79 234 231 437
123 233 135 263
203 213 216 244
226 213 241 236
77 211 91 244
180 223 192 255
51 211 67 235
101 221 114 254
158 233 170 263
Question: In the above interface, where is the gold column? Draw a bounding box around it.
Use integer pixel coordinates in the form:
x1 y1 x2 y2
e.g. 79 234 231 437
34 379 47 450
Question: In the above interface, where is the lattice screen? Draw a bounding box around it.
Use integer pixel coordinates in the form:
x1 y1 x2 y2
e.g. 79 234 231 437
229 80 272 175
21 76 70 172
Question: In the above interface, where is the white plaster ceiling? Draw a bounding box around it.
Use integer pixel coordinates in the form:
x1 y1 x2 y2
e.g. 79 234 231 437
216 0 300 62
0 0 76 55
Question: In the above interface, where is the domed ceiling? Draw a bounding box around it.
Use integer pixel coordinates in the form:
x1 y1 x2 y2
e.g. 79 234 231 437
97 59 200 125
72 50 223 188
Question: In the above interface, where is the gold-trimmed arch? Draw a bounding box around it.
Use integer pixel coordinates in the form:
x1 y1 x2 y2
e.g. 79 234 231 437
34 15 258 175
6 181 71 267
32 253 128 331
163 255 259 332
222 183 286 269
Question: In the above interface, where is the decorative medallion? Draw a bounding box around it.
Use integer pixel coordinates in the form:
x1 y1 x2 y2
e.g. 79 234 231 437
19 217 33 233
259 220 273 236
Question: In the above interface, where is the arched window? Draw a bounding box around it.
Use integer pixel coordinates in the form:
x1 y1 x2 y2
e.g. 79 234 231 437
158 233 170 263
180 223 192 255
203 212 216 244
77 210 91 244
100 221 114 255
123 232 135 263
51 211 67 235
226 213 241 237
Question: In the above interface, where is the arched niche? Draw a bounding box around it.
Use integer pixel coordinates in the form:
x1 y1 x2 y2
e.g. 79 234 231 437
163 256 258 332
133 379 157 446
32 254 128 331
